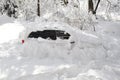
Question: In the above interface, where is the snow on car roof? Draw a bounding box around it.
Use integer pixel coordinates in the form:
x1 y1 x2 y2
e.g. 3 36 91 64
20 21 76 39
25 21 74 31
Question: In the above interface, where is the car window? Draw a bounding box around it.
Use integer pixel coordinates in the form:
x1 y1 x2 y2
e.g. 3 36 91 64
28 30 71 40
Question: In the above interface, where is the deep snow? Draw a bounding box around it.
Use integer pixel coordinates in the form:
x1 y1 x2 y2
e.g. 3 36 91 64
0 16 120 80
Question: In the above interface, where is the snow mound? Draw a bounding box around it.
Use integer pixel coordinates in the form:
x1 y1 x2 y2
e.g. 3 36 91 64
0 21 25 44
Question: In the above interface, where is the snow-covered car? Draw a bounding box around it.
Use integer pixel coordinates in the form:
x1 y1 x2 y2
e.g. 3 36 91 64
19 22 75 58
27 30 71 40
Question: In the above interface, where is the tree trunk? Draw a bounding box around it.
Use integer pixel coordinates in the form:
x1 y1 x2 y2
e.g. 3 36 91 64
88 0 94 14
63 0 68 5
37 0 40 16
94 0 100 14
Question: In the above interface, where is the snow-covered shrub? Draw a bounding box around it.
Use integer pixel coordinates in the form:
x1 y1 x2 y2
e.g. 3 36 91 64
0 0 18 18
96 0 120 21
15 0 37 21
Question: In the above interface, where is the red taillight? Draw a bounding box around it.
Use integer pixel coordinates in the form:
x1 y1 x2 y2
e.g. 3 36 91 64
22 40 25 44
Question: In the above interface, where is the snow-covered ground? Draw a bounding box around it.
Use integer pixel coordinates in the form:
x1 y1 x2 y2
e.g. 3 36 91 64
0 15 120 80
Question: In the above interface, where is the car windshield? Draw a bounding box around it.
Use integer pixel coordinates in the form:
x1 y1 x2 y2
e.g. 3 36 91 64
28 30 71 40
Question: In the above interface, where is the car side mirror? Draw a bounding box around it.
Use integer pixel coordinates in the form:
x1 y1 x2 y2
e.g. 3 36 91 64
70 41 75 44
